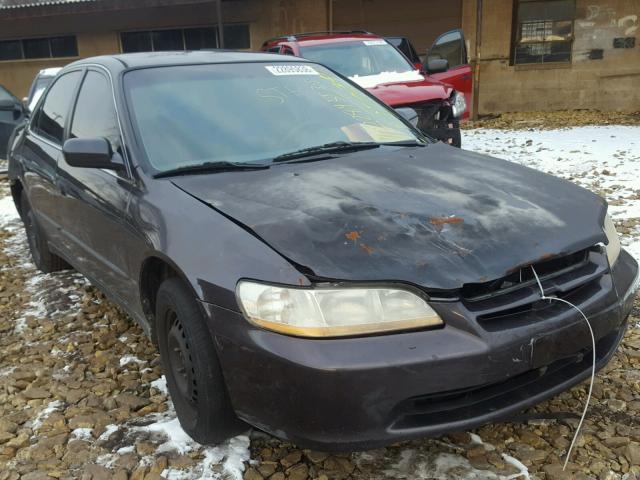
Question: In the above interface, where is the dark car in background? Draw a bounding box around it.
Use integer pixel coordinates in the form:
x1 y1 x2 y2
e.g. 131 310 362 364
1 68 64 165
262 31 467 146
0 85 26 160
8 51 638 451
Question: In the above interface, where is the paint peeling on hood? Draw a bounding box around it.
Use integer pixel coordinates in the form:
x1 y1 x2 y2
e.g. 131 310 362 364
171 143 608 291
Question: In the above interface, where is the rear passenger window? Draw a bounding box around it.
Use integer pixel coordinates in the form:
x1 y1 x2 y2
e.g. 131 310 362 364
33 71 82 145
70 70 122 155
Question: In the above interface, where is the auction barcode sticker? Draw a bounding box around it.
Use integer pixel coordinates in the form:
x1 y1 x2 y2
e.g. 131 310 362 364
363 39 387 46
265 65 319 76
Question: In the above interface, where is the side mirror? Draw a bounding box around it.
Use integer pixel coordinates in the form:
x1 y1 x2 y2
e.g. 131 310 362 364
0 98 21 112
395 107 419 127
425 58 449 75
63 138 125 171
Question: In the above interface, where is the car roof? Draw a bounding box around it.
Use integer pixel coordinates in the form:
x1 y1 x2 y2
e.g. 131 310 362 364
65 50 306 73
264 31 381 47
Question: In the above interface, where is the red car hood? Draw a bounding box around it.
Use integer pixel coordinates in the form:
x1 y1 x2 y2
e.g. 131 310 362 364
362 76 453 107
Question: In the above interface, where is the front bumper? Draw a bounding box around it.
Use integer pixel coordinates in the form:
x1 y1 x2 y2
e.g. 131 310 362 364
398 101 462 147
203 249 638 451
423 126 461 148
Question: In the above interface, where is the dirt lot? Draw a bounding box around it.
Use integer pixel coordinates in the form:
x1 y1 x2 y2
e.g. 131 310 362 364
463 111 640 130
0 116 639 480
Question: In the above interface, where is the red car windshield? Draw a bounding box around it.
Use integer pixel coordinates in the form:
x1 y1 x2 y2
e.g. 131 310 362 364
299 39 414 78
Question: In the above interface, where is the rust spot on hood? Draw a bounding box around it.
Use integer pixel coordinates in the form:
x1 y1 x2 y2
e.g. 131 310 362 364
430 216 464 232
360 243 375 255
345 231 361 242
430 216 464 226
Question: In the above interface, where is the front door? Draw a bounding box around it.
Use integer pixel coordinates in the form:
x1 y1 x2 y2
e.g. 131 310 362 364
427 29 473 118
56 68 140 307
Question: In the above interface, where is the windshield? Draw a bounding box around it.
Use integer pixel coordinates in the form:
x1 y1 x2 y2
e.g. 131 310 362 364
124 62 420 172
299 39 414 78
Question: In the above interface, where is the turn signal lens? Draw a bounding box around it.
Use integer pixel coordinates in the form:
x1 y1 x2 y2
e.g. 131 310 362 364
236 281 443 337
603 214 621 267
451 91 467 118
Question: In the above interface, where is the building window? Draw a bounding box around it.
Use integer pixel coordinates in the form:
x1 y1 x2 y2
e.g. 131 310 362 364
512 0 574 64
0 35 78 61
121 25 250 53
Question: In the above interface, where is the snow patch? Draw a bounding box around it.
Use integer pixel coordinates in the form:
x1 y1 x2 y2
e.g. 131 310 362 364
470 433 496 451
137 413 250 480
350 70 424 89
0 196 19 225
119 355 146 367
0 366 16 377
144 417 194 455
502 454 531 480
98 424 119 442
71 428 93 441
31 400 64 430
150 375 168 395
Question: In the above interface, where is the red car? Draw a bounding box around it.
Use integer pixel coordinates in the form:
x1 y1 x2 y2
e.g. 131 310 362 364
261 30 471 147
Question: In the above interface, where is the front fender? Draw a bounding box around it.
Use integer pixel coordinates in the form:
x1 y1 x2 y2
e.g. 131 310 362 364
131 179 311 313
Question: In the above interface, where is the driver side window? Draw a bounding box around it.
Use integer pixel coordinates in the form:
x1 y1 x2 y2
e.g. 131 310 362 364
70 70 122 157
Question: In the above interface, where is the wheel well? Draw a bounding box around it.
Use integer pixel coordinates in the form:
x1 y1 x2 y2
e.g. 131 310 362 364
10 180 24 219
139 257 180 328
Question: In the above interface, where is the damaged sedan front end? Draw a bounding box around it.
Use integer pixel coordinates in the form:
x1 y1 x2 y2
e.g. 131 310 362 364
10 51 638 451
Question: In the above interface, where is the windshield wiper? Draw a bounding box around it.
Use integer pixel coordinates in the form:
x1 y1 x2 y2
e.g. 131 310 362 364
154 161 269 178
379 140 427 147
272 141 381 163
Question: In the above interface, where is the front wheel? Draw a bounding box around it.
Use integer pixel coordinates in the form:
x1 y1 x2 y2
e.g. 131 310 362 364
155 277 244 444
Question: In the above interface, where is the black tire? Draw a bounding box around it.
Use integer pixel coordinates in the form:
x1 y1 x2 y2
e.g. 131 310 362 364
156 277 244 444
21 193 69 273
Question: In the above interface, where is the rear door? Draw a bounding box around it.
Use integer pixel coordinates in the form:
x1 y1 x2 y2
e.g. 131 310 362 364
427 29 472 113
0 86 25 159
21 70 83 244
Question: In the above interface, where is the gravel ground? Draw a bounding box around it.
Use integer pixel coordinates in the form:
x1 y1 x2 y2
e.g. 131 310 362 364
463 111 640 130
0 121 639 480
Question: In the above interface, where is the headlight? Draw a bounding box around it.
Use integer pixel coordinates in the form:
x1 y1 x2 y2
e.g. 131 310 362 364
451 91 466 118
236 281 443 337
603 214 621 266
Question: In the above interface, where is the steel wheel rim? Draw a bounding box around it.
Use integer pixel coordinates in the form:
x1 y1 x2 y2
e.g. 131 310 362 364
166 310 198 411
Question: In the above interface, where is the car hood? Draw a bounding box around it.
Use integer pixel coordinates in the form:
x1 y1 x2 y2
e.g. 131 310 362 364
353 72 452 107
171 143 607 290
